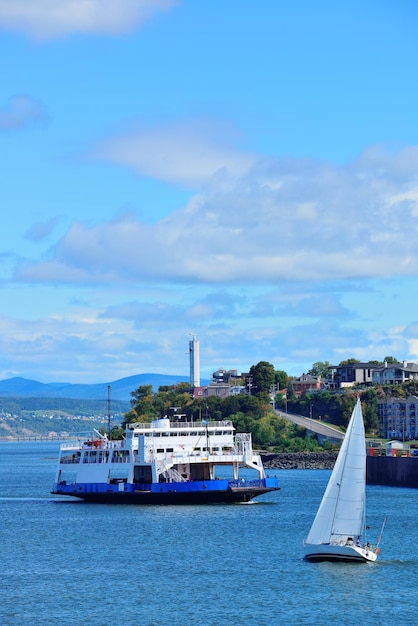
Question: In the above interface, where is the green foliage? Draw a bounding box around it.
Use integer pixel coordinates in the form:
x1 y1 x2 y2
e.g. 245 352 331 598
249 361 275 395
125 383 196 427
274 370 289 390
338 358 361 365
288 391 347 426
126 385 158 425
360 388 379 431
308 361 332 377
109 426 125 440
383 356 399 364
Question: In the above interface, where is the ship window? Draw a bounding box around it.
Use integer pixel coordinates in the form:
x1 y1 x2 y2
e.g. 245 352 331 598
157 448 164 453
111 450 130 463
60 451 80 464
82 450 98 463
109 469 129 482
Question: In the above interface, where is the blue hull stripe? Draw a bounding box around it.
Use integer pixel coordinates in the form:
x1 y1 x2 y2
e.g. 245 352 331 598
52 477 279 500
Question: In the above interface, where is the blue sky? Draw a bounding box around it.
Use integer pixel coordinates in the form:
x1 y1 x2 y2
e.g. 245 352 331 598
1 0 418 384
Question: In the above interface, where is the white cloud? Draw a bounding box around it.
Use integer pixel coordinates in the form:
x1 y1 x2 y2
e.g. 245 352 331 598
1 280 417 383
0 94 49 130
94 118 256 188
15 143 418 285
0 0 177 40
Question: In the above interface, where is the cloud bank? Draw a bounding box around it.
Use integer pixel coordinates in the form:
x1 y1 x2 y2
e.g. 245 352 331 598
16 139 418 285
0 0 177 40
94 118 256 188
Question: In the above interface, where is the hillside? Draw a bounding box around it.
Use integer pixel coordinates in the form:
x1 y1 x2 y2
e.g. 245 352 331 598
0 373 211 439
0 373 192 402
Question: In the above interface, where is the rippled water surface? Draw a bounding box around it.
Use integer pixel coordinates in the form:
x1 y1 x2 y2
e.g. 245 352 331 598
1 442 417 625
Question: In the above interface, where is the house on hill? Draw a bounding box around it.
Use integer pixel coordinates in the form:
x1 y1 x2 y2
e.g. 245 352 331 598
291 373 322 397
372 361 418 385
327 362 375 388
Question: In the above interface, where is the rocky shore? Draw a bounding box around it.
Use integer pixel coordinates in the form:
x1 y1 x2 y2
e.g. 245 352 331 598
261 451 338 470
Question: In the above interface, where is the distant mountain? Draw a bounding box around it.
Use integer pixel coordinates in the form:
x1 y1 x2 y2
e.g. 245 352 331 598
0 374 193 403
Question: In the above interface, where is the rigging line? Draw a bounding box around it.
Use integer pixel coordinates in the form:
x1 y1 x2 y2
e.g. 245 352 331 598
376 517 387 550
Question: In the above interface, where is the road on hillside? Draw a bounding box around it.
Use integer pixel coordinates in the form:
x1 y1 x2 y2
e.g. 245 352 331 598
275 410 344 441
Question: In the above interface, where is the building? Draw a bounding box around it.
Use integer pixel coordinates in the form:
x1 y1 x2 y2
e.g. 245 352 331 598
212 369 241 384
372 361 418 385
204 384 232 398
291 374 322 397
378 395 418 440
327 362 375 388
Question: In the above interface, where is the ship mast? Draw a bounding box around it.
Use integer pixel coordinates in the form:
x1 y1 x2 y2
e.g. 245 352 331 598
107 384 111 439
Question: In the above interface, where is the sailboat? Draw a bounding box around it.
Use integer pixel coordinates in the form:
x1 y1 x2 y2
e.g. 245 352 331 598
304 397 379 562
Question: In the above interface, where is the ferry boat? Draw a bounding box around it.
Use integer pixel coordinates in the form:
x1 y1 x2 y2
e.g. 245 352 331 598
51 418 280 504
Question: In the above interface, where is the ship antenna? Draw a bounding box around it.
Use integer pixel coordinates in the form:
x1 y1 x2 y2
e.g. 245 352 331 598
107 384 111 439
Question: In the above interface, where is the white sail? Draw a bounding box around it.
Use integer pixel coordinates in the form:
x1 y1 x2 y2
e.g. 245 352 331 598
306 398 366 545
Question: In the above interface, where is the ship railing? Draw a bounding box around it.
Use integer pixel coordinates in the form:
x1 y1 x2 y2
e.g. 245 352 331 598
162 467 187 483
148 451 246 464
128 419 233 430
60 440 125 451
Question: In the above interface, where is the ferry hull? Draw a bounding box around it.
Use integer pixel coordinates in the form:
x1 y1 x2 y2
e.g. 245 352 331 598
52 477 280 505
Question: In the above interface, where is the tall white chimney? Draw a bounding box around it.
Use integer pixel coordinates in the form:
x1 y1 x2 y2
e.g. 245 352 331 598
189 335 200 387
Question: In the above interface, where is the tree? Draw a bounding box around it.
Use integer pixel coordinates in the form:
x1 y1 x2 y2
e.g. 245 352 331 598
249 361 275 395
125 385 157 425
274 370 289 389
339 358 361 365
383 356 398 364
308 361 332 378
360 388 379 433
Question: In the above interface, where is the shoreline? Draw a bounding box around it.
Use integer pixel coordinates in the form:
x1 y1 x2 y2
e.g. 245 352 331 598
261 451 338 470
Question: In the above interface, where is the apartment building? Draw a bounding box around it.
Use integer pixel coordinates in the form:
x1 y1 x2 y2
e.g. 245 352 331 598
378 396 418 440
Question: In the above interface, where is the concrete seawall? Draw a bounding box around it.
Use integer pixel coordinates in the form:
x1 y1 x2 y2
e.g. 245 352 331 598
366 456 418 487
262 452 418 487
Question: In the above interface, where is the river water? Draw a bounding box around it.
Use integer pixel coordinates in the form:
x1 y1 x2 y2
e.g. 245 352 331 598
0 441 417 625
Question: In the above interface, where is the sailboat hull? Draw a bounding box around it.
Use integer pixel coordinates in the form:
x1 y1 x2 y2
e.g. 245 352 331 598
304 543 377 563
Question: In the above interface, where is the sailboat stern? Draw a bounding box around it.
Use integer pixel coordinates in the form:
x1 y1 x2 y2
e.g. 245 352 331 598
304 541 377 563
